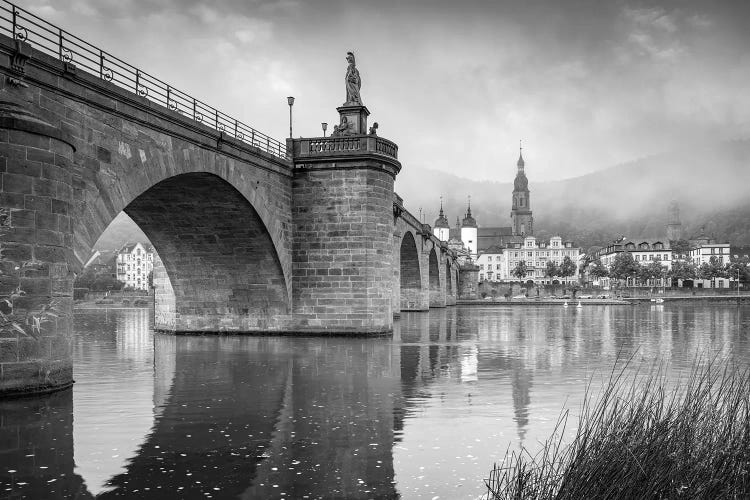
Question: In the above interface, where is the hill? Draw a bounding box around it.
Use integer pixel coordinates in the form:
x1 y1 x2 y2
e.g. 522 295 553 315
395 139 750 250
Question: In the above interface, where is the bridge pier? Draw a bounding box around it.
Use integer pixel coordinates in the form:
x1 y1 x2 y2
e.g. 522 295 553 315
0 98 76 396
289 126 401 334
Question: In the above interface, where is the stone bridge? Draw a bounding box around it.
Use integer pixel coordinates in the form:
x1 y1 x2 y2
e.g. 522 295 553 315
0 18 467 396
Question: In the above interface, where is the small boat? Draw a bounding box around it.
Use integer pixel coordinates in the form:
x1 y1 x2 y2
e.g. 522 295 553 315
653 298 664 303
576 301 583 308
563 301 569 307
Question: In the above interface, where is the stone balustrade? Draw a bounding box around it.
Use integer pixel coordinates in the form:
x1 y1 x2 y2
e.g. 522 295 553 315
289 135 398 160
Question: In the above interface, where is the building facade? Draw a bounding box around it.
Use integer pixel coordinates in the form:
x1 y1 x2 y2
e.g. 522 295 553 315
689 237 731 266
116 242 155 290
477 236 581 284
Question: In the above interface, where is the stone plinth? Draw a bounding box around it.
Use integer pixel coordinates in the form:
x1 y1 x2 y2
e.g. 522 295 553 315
290 135 401 334
335 104 370 135
0 99 76 396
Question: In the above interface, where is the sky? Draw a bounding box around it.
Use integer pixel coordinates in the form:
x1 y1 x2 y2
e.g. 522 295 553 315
21 0 750 182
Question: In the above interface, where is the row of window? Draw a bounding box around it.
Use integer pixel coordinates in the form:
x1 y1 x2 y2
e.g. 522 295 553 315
634 254 671 262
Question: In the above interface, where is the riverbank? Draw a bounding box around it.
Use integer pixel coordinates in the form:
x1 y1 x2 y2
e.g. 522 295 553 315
459 295 750 306
458 298 628 306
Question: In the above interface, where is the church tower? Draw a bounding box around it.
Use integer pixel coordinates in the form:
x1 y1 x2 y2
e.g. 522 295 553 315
666 199 682 241
461 198 478 257
433 198 450 242
511 144 533 236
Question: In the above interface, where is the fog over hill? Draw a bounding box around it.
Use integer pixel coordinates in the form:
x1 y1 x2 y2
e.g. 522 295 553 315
396 140 750 250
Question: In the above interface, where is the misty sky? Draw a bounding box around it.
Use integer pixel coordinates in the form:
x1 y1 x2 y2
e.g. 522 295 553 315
25 0 750 182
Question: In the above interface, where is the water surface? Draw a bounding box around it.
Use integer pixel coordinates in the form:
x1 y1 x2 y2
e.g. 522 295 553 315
2 304 749 499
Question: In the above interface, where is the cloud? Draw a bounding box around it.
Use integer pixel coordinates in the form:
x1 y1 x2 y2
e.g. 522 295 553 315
18 0 750 184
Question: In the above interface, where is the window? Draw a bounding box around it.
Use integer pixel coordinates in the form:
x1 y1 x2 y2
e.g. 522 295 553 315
497 264 502 270
636 255 640 261
528 252 532 257
488 256 493 261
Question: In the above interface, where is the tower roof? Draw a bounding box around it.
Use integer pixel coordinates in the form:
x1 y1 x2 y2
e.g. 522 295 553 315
462 198 477 228
514 143 528 191
434 200 449 228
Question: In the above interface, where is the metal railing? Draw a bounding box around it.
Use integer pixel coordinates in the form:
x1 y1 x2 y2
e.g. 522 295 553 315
0 1 289 160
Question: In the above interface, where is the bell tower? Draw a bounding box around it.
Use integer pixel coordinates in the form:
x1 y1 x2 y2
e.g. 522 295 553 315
511 143 533 236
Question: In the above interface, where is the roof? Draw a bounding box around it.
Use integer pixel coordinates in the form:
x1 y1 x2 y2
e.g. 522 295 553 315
119 242 154 254
480 245 506 255
477 226 516 251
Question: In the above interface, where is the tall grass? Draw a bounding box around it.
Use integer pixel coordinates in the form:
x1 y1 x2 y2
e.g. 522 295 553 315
485 357 750 499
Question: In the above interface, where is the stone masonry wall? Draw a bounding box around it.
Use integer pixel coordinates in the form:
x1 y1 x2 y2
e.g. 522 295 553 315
0 98 75 395
292 167 394 333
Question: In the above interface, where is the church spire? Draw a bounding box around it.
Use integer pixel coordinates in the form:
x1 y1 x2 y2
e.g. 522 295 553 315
517 140 525 170
466 195 472 218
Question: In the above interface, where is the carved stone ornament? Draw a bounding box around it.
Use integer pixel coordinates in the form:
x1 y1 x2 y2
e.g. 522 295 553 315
332 115 354 137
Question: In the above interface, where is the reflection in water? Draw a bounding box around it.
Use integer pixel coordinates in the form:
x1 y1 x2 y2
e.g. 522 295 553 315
0 305 748 499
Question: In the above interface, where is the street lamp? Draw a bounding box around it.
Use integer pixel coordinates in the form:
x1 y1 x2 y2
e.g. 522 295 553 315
287 96 295 138
321 122 328 137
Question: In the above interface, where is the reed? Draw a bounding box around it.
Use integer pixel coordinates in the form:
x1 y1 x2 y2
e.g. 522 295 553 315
485 357 750 499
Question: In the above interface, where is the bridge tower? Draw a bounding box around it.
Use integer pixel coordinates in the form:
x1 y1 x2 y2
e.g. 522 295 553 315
287 52 401 334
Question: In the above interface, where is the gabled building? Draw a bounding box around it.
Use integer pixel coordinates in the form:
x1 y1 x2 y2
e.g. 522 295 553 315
116 242 154 290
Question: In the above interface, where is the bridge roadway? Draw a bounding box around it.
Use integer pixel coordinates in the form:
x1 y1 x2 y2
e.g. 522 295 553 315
0 29 474 396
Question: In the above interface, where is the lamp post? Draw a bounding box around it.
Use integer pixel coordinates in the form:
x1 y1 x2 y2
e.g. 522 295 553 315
321 122 328 137
287 96 295 138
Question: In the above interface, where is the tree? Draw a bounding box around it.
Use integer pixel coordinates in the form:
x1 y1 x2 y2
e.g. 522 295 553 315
642 259 667 282
609 252 639 282
727 257 750 288
511 260 528 281
669 260 696 284
589 258 610 279
559 256 577 282
74 266 124 292
544 261 559 280
147 270 154 289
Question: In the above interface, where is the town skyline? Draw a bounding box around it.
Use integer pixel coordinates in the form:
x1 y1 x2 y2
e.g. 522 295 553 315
26 0 750 182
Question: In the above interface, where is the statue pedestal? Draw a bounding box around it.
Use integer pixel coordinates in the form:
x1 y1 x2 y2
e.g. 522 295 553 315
336 104 370 135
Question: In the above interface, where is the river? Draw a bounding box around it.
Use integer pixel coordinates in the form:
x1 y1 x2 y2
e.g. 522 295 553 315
2 304 749 499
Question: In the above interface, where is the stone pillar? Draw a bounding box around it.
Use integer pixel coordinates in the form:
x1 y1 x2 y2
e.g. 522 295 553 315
152 254 176 332
458 263 480 300
289 132 401 335
0 99 76 396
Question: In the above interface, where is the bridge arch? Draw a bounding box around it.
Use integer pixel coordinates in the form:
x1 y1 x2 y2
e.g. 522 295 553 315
428 247 445 308
399 231 424 311
122 172 290 332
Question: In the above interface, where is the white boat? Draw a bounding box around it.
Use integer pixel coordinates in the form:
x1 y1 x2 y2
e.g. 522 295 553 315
576 301 583 308
563 301 569 307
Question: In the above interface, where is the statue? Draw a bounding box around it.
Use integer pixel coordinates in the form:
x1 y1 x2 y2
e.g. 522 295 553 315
345 52 361 105
368 122 378 135
332 115 353 136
